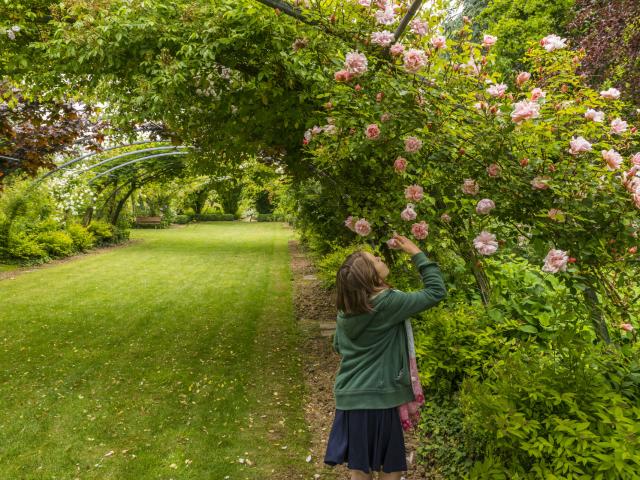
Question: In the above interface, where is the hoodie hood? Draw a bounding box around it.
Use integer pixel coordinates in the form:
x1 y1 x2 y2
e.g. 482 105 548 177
337 289 392 339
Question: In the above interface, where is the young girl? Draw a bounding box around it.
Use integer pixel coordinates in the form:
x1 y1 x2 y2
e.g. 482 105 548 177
324 233 447 480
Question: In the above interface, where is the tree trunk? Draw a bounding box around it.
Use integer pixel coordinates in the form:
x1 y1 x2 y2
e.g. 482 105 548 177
111 183 137 225
583 285 611 344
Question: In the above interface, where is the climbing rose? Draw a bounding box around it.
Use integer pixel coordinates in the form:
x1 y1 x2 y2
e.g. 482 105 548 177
531 88 546 101
334 69 353 82
635 192 640 209
380 112 391 122
389 42 404 56
403 49 428 73
401 204 417 221
600 88 621 100
584 109 605 122
569 136 592 155
542 249 569 273
371 30 395 47
411 221 429 240
511 101 540 123
487 164 501 177
344 52 368 75
620 323 634 332
354 218 372 236
410 19 429 36
602 149 623 170
531 176 550 190
462 179 479 195
344 216 357 232
610 118 628 134
405 184 424 202
404 136 422 153
358 0 371 6
365 123 381 139
375 6 396 25
548 209 564 221
387 237 400 249
487 83 507 98
540 34 567 52
476 199 495 215
516 72 531 86
631 153 640 166
482 34 497 47
394 157 407 172
474 231 498 255
440 213 451 223
431 35 447 49
376 92 384 102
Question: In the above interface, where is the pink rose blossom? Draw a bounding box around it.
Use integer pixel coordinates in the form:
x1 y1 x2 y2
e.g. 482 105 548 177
540 34 567 52
394 156 407 172
542 249 569 273
403 48 428 73
610 118 628 134
354 218 372 236
476 198 495 215
620 323 634 332
344 51 368 75
431 35 447 49
345 216 357 232
462 179 479 195
531 88 546 101
375 6 396 25
411 221 429 240
511 100 540 124
474 231 498 256
634 192 640 209
365 123 381 139
486 83 507 98
474 101 488 111
404 136 423 153
548 208 564 221
334 69 353 82
389 42 404 56
358 0 371 6
387 237 400 249
602 149 623 170
631 153 640 166
531 176 550 190
405 184 424 202
600 88 621 100
380 112 392 122
440 213 451 223
376 92 385 102
569 136 592 155
410 19 429 36
371 30 395 47
584 109 604 122
482 34 497 47
401 203 418 221
516 71 531 86
487 163 501 177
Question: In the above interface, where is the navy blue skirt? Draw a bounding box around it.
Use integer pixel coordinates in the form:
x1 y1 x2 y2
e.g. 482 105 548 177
324 408 407 473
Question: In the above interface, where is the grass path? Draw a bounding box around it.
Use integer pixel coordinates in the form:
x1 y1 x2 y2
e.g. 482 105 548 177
0 223 314 479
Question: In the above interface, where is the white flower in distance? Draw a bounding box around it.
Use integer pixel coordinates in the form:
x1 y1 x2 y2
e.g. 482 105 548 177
600 88 621 100
474 231 498 256
542 249 569 273
540 34 567 52
584 109 605 122
371 31 395 47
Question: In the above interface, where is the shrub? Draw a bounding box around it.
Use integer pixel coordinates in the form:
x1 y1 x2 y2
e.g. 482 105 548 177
66 223 95 251
315 243 375 289
5 232 48 262
193 213 235 221
256 213 285 222
36 230 76 257
173 214 192 224
87 220 115 245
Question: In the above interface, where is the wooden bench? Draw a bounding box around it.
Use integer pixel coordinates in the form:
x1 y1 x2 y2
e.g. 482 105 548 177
135 216 162 226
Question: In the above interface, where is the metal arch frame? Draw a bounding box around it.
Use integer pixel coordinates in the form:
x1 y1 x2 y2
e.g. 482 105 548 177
0 155 23 164
89 151 190 183
74 146 190 176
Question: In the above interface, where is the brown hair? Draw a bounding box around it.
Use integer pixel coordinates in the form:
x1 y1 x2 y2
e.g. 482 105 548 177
336 251 386 315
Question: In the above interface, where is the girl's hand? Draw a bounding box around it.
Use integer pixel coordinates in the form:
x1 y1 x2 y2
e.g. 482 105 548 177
390 234 422 256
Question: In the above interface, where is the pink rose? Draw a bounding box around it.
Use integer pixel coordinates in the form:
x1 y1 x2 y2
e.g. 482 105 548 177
375 6 396 25
404 136 423 153
602 149 623 170
542 249 569 273
440 213 451 223
405 184 424 202
600 88 621 100
358 0 371 5
403 48 428 73
334 69 353 82
380 112 391 122
569 136 592 155
410 19 429 36
584 109 604 122
387 237 400 249
530 88 546 101
540 34 567 52
631 153 640 166
620 323 634 332
634 192 640 210
371 30 395 47
516 71 531 86
462 179 479 195
482 34 497 47
487 163 501 177
401 203 417 221
476 198 495 215
354 218 372 236
394 156 407 172
431 35 447 49
390 42 404 57
531 176 550 190
511 100 540 124
548 209 564 221
344 216 357 232
486 83 507 98
344 51 368 75
474 101 488 111
473 231 498 256
411 221 429 240
610 118 628 134
365 123 380 139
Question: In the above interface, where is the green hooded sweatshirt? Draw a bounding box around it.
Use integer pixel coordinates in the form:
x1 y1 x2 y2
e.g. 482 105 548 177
332 252 446 410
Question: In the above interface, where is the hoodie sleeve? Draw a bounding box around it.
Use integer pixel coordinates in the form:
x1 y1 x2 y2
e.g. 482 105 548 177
387 252 446 320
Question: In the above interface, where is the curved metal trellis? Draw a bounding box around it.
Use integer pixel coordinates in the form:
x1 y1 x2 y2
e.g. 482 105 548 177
88 151 190 183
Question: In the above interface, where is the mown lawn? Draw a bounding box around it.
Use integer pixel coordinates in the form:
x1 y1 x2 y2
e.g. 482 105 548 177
0 222 314 479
